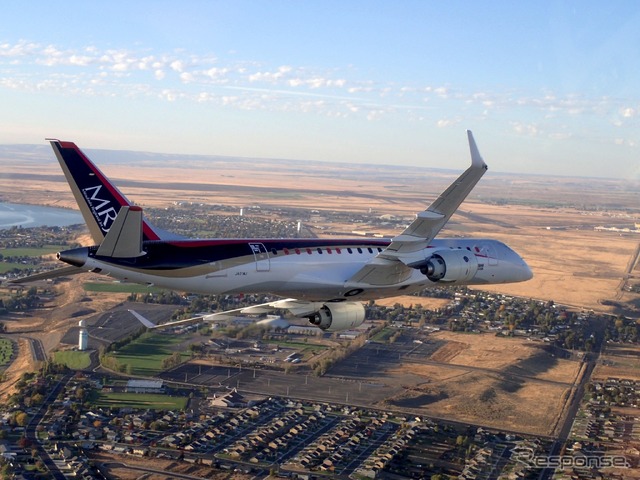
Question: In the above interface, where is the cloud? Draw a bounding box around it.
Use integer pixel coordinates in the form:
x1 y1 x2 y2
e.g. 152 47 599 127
511 122 540 137
0 40 638 131
620 107 636 118
436 118 461 128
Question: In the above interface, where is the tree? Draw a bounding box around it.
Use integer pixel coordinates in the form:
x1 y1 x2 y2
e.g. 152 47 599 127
14 411 28 427
17 436 31 449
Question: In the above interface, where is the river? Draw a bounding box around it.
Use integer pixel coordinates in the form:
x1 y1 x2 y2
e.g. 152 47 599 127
0 202 83 230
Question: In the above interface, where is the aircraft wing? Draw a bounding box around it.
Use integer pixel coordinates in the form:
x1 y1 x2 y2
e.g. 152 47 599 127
348 130 487 284
129 298 323 330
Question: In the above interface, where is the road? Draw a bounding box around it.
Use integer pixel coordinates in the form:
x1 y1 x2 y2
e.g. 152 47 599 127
25 373 72 480
538 316 606 480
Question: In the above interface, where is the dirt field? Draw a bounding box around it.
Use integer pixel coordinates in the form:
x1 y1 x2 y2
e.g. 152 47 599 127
383 331 581 436
593 343 640 381
89 452 251 480
374 296 451 310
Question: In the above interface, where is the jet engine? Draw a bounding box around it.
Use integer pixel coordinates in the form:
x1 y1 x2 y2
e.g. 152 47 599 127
419 249 479 283
307 302 366 332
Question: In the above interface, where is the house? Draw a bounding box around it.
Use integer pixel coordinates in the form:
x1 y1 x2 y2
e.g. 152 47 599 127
209 388 246 408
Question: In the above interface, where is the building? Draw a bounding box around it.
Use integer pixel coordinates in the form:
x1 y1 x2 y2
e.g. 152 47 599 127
125 380 164 394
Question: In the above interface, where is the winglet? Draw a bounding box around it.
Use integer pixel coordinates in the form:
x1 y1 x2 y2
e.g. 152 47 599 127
467 130 487 169
129 310 157 329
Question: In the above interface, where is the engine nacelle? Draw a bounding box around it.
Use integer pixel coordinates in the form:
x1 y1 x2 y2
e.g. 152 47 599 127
307 302 366 332
420 249 479 283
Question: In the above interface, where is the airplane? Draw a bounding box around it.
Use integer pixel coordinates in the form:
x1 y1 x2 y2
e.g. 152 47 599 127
13 131 532 332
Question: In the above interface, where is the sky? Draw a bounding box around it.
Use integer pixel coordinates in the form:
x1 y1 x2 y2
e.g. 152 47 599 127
0 1 639 179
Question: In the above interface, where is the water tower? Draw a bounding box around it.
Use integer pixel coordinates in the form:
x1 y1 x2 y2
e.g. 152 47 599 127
78 320 88 351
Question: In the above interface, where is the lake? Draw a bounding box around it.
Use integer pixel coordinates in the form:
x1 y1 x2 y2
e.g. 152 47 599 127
0 202 83 230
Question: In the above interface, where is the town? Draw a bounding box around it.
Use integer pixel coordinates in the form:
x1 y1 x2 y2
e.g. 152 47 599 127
0 203 639 479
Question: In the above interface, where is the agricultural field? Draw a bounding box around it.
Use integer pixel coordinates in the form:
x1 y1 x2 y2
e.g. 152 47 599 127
105 332 192 376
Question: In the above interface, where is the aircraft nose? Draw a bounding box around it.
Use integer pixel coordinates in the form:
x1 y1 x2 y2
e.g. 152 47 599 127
57 247 88 268
518 261 533 282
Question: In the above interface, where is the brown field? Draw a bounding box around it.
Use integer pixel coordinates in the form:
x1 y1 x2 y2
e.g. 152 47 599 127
2 153 638 312
384 331 580 435
1 149 639 433
373 296 451 310
593 343 640 381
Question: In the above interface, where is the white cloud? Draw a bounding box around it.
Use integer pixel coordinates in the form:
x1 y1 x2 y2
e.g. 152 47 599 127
1 39 637 134
170 60 184 72
179 72 194 83
436 118 461 128
512 122 540 137
621 107 636 118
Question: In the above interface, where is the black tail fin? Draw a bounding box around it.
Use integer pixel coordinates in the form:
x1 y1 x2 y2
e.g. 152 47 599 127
48 140 167 244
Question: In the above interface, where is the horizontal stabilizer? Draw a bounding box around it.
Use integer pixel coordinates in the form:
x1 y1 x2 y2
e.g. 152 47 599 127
7 265 85 284
96 206 145 258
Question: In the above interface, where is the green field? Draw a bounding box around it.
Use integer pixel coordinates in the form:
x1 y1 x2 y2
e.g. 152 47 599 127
54 350 91 370
0 245 68 272
0 338 14 366
0 262 27 274
83 282 166 294
370 327 395 342
93 391 188 410
1 245 66 257
107 332 190 376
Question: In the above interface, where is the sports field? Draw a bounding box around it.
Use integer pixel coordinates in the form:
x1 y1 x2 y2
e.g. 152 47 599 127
93 391 188 410
53 350 91 370
106 332 191 376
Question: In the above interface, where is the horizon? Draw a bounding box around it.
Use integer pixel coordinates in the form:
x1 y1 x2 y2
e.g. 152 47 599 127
0 2 639 180
0 141 637 185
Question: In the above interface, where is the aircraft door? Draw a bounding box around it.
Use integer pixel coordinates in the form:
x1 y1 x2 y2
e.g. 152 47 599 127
249 243 270 272
480 243 499 266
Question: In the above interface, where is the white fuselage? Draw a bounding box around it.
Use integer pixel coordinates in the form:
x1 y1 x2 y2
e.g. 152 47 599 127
65 237 532 302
